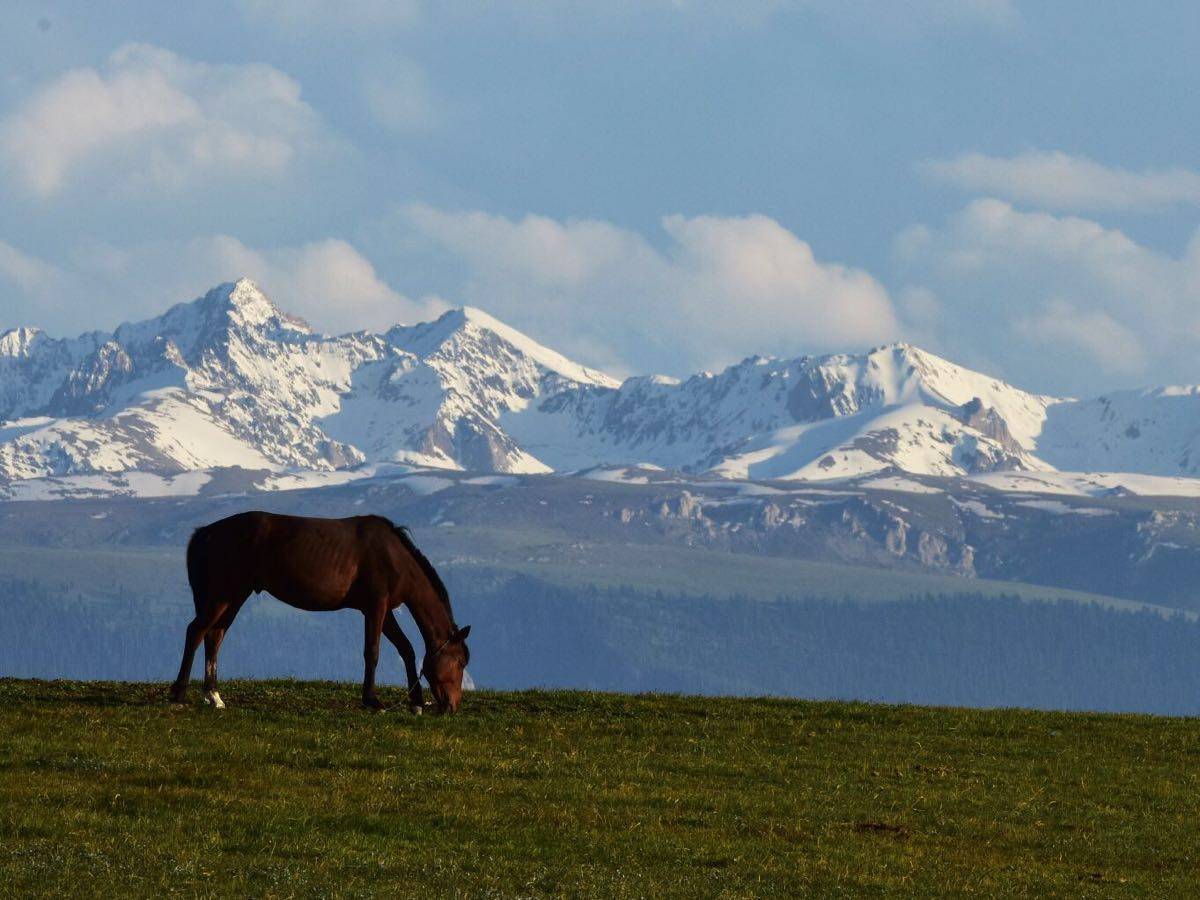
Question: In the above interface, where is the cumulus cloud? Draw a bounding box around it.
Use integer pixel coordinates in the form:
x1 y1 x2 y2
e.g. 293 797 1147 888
661 214 898 349
399 206 901 374
169 236 448 332
1014 301 1147 376
894 199 1200 390
361 57 442 133
0 44 328 197
921 150 1200 212
0 240 64 294
0 241 74 326
0 235 439 337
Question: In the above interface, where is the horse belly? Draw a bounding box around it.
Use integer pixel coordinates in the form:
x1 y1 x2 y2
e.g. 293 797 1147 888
258 560 358 612
246 517 377 612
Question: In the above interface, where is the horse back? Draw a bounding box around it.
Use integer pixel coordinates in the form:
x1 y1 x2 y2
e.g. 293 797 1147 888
189 512 407 612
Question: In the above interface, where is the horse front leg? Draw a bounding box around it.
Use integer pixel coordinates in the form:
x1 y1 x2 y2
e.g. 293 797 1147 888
361 604 386 710
383 609 425 714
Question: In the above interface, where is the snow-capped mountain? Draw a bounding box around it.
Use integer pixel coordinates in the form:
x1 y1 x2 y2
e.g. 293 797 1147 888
508 343 1054 480
1 278 1200 496
0 280 616 482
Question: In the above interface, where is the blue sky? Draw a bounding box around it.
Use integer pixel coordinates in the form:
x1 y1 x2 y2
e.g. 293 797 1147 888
0 1 1197 395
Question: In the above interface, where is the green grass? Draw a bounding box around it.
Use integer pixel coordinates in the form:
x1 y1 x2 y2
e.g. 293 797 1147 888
2 681 1198 896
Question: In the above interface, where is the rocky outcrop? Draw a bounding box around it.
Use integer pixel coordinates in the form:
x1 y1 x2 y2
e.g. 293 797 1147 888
956 397 1023 454
950 398 1031 473
635 486 976 576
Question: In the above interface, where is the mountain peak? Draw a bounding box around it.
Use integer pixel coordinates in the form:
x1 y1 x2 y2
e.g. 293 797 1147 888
393 305 620 389
207 279 310 333
0 326 46 358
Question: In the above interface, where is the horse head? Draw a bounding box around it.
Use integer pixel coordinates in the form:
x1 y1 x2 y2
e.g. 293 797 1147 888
424 624 471 713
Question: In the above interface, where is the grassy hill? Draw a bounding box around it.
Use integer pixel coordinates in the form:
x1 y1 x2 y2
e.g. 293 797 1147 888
2 681 1198 896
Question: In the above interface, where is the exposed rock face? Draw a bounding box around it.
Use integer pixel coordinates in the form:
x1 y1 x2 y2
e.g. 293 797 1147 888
956 398 1023 454
947 398 1032 473
49 342 135 416
786 366 859 421
636 484 977 577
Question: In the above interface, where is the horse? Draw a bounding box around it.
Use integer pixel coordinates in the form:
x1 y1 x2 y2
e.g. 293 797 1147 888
170 512 471 713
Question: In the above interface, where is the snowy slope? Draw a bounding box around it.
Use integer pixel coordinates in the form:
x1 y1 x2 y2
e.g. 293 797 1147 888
505 344 1053 479
1034 387 1200 476
2 278 1200 497
0 280 620 481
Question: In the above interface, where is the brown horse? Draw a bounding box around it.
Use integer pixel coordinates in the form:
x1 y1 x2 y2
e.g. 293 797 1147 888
170 512 470 713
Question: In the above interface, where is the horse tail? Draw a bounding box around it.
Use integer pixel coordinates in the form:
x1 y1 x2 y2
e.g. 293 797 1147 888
186 526 210 611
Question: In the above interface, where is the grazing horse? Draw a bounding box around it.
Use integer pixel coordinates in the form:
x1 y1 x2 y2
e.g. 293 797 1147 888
170 512 470 713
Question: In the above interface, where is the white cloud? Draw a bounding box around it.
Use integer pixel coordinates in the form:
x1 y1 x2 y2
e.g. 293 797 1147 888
0 235 439 337
661 213 898 350
894 199 1200 390
174 236 447 332
361 57 441 133
400 206 901 374
0 44 328 197
1015 301 1147 376
0 240 63 294
921 150 1200 212
0 241 74 326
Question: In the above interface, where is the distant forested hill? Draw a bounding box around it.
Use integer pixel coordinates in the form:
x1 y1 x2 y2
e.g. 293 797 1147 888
4 571 1199 715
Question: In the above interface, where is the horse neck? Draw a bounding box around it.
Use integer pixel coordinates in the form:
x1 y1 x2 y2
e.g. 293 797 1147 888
406 583 455 649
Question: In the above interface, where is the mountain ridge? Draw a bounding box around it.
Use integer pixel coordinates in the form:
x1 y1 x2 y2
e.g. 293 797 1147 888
0 278 1198 494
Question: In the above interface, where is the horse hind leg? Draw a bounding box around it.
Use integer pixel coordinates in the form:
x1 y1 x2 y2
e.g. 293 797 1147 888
170 618 202 704
202 603 243 709
170 601 228 704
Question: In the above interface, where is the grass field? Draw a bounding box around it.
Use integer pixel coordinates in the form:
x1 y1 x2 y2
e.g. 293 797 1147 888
2 681 1198 896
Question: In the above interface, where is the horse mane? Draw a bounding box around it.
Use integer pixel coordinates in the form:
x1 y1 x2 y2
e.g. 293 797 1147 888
388 521 455 624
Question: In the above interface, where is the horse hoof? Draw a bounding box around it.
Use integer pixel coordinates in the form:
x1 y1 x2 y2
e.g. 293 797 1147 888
409 704 423 716
203 691 225 709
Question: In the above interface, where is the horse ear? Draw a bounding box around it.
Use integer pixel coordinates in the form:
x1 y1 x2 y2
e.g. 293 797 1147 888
456 624 471 641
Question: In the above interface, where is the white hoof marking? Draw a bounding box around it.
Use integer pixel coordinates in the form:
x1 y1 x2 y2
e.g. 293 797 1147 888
204 691 225 709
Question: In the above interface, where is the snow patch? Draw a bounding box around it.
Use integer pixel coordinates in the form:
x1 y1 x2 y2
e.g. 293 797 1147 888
401 475 454 496
464 474 519 487
951 498 1004 519
861 475 944 495
970 470 1200 498
1015 499 1116 516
